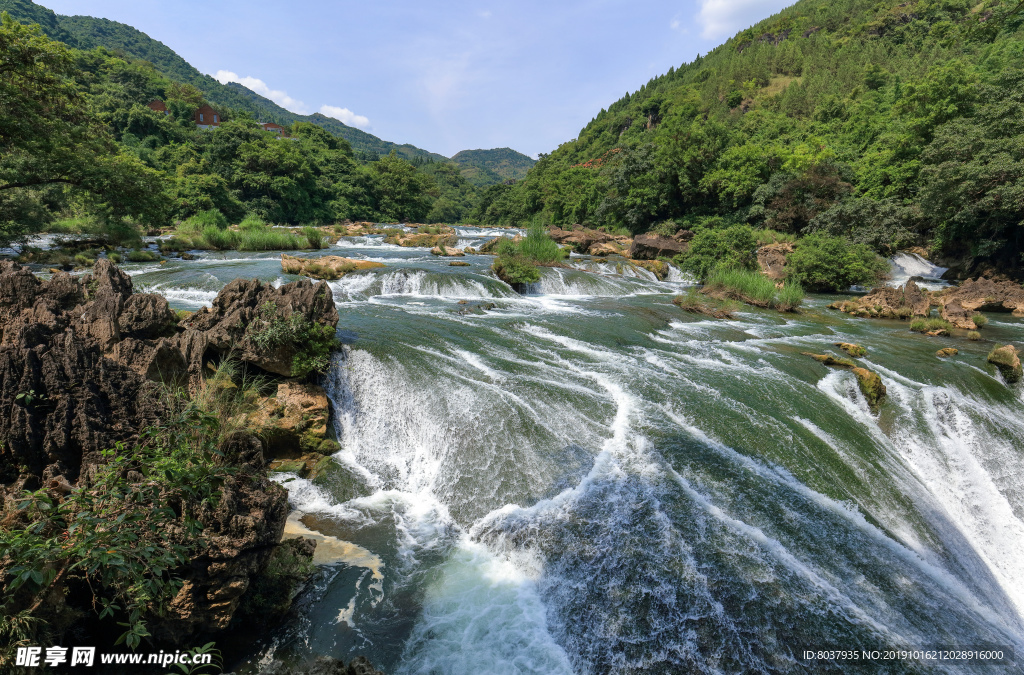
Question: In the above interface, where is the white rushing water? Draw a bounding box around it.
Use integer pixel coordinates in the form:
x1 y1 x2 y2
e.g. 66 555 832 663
125 228 1023 673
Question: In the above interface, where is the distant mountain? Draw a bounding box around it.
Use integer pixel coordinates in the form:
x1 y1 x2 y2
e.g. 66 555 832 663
451 148 536 185
0 0 448 162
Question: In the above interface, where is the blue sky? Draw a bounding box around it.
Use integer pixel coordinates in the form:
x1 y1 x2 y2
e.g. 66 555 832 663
41 0 793 158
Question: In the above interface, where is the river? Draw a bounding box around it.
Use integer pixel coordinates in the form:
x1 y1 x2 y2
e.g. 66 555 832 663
125 227 1024 674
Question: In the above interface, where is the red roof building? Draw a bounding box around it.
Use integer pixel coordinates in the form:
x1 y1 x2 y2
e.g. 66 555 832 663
194 104 221 128
260 122 285 134
147 100 168 114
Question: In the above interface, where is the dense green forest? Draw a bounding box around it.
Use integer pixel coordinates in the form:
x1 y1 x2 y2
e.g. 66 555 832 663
480 0 1024 274
451 148 537 186
0 0 457 162
0 13 512 241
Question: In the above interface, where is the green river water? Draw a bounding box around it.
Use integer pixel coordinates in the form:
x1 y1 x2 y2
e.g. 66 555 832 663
118 228 1024 673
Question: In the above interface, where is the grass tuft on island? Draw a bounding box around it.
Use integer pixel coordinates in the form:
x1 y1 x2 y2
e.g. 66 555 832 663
701 267 804 312
160 212 326 253
673 288 737 319
491 224 566 288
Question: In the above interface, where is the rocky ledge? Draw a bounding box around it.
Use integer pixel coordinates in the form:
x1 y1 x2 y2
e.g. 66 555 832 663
282 254 384 280
831 277 1024 330
0 260 343 650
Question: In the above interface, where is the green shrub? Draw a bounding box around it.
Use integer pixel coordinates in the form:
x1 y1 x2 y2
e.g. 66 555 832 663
107 252 122 263
971 314 988 327
126 249 161 262
189 208 229 230
677 225 757 282
246 302 338 377
493 255 541 285
705 267 803 311
968 331 981 340
301 226 326 250
238 214 266 231
787 234 889 292
518 223 566 263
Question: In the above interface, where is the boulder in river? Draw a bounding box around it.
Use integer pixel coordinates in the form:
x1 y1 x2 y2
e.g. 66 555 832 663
431 245 465 256
936 347 959 357
830 279 931 319
937 277 1024 329
627 232 690 260
987 344 1022 383
803 351 887 411
834 343 866 357
282 254 384 280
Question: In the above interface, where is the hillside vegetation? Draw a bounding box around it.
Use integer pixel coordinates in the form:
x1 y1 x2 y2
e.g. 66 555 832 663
0 0 448 162
452 148 537 186
480 0 1024 275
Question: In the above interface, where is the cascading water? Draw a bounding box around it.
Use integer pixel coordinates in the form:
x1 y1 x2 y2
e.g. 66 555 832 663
119 228 1023 673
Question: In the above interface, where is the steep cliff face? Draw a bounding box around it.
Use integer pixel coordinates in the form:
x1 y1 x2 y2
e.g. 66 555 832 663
0 260 340 648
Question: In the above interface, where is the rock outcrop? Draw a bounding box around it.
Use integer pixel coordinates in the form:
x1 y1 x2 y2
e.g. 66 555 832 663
627 232 691 260
758 243 794 281
0 260 339 648
830 279 931 319
281 254 384 280
937 277 1024 329
834 343 866 357
936 348 959 357
431 246 465 256
988 344 1022 384
550 226 632 256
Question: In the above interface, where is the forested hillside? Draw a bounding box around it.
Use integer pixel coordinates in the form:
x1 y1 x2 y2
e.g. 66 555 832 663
451 148 537 186
0 0 449 162
482 0 1024 274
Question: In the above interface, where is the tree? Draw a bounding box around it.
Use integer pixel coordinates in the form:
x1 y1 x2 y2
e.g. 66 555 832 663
0 14 170 244
369 152 435 222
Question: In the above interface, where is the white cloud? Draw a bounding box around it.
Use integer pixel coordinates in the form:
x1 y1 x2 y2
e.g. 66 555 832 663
478 10 492 19
697 0 792 40
320 105 371 129
214 70 308 114
670 18 681 30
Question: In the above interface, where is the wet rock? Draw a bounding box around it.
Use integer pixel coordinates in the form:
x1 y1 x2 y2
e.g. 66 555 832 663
449 261 471 267
834 343 866 357
853 367 887 412
549 226 624 255
936 348 959 358
987 344 1022 384
281 254 384 280
627 233 689 260
631 259 670 280
588 241 623 256
309 456 372 504
250 382 333 458
803 352 858 369
758 243 793 281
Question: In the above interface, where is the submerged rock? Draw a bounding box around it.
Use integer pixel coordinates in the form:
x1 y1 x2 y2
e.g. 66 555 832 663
803 352 858 369
281 254 384 280
449 261 471 266
987 344 1022 384
431 245 465 256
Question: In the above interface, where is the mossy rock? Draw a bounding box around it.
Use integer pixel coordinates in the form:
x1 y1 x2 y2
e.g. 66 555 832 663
309 456 371 504
834 343 866 358
269 459 308 476
936 348 958 358
987 344 1022 384
803 352 857 369
853 367 886 413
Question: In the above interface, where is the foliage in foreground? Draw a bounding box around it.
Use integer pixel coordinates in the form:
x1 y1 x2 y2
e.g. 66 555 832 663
246 302 339 377
491 224 566 287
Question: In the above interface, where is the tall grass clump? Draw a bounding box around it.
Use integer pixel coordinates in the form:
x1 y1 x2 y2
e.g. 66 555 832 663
301 226 326 250
518 223 567 264
909 317 953 333
704 267 803 311
971 314 988 327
